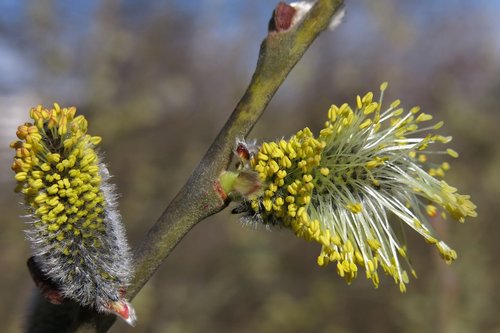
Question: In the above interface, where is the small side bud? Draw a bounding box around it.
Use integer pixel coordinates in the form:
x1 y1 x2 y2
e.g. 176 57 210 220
218 171 239 198
234 138 259 169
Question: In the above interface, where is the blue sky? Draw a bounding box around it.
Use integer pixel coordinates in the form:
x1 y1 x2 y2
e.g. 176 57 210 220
1 0 499 93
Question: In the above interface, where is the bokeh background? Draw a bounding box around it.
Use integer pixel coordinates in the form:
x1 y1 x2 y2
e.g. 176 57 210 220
1 1 499 332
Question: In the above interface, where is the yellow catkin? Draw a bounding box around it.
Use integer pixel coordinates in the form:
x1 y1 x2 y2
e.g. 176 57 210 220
242 84 476 292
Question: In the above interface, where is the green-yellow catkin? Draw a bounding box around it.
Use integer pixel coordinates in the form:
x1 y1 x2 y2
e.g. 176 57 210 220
232 84 476 292
11 104 136 325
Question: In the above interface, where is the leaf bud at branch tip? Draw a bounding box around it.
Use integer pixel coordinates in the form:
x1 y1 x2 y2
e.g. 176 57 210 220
268 1 346 33
269 2 297 32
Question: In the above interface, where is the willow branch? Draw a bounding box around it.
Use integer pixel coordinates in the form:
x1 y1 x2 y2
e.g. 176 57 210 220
26 1 344 332
131 0 344 300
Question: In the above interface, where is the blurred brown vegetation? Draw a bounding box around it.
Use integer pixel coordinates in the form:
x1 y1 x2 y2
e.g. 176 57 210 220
1 1 499 332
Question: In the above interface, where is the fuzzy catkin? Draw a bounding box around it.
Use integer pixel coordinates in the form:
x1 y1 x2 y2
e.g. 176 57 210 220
12 104 136 325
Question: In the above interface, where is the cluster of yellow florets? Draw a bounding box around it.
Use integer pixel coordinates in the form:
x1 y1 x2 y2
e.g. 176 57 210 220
11 104 136 325
243 83 477 291
250 128 325 234
12 104 106 245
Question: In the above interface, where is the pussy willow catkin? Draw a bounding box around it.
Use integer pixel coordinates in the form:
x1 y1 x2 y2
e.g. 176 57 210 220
229 83 476 292
11 104 136 325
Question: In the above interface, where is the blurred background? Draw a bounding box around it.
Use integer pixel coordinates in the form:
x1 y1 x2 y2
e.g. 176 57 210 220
1 0 499 332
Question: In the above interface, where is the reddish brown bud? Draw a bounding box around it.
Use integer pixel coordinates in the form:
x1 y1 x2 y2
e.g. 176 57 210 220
269 2 297 32
236 142 251 161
